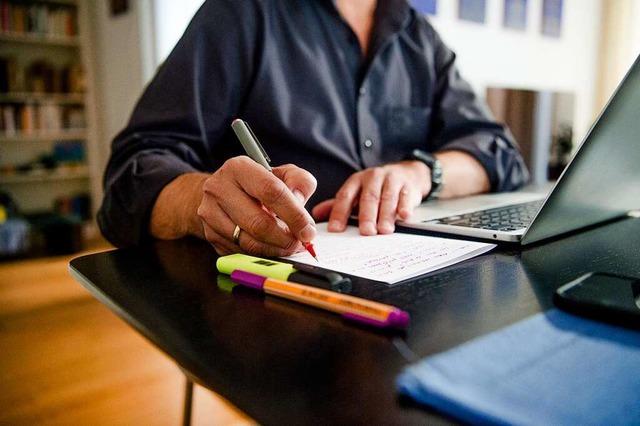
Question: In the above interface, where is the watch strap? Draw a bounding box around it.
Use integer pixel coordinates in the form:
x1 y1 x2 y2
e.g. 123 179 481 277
407 149 443 201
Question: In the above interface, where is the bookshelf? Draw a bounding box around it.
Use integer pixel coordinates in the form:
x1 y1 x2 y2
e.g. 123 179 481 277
0 0 98 226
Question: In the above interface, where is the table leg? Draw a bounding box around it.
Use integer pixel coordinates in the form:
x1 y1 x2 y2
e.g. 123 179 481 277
183 376 194 426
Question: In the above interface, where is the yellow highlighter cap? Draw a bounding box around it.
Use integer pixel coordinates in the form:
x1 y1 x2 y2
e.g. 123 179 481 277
216 253 296 280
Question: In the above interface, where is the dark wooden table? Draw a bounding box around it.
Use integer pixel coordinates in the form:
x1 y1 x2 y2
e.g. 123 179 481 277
69 217 640 425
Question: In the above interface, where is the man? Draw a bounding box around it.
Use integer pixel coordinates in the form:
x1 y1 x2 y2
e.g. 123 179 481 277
98 0 529 257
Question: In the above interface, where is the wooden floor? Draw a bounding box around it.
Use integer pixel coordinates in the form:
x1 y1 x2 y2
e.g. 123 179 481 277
0 239 255 426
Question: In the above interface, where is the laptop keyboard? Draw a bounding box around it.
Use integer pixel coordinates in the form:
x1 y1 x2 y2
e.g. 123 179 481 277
426 200 544 232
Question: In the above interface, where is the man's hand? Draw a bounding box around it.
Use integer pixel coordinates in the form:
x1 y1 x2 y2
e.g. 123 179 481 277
312 161 429 235
150 156 317 257
311 150 491 235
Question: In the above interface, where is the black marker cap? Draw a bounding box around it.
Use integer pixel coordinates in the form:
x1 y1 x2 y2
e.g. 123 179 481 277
288 268 352 293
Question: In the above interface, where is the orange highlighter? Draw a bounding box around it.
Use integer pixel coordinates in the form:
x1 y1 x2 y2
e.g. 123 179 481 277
230 270 410 329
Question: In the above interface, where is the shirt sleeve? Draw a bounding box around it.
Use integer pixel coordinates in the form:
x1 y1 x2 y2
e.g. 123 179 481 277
426 27 530 192
97 0 261 247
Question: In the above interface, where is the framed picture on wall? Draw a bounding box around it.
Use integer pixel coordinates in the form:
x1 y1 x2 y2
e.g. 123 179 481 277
412 0 437 16
541 0 563 37
458 0 486 24
110 0 129 16
504 0 528 31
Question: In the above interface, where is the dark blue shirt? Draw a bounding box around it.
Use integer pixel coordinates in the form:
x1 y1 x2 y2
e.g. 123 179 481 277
98 0 529 247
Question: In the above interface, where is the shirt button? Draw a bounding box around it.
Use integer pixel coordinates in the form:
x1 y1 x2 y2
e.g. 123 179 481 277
359 87 367 96
363 139 373 148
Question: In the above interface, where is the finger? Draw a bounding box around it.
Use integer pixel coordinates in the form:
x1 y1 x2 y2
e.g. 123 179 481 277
201 211 302 257
274 164 317 205
397 185 422 220
199 169 283 248
226 190 302 251
201 158 301 250
327 175 361 232
377 175 404 234
357 168 386 236
311 198 335 221
201 219 235 256
233 158 317 243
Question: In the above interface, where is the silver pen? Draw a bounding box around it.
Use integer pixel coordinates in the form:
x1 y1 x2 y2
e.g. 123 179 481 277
230 119 318 261
231 119 272 171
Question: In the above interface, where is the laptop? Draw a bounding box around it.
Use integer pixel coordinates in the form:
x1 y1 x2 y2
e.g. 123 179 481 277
399 54 640 245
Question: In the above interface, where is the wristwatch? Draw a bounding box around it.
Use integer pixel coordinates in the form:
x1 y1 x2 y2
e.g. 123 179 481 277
407 149 443 201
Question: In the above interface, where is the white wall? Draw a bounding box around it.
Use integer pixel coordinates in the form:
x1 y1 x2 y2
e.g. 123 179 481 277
153 0 204 68
633 2 640 59
597 0 640 111
428 0 602 144
89 1 145 143
87 1 149 196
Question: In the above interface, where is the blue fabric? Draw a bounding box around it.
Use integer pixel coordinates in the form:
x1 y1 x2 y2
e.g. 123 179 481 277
397 310 640 425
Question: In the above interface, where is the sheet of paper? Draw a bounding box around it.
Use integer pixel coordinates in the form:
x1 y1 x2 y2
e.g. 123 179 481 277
282 223 495 284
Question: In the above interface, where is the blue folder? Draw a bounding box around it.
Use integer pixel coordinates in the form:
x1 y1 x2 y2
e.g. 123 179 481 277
397 310 640 425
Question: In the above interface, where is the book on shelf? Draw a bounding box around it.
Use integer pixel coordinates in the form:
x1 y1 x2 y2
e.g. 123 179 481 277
0 1 77 39
0 56 15 92
55 193 91 221
53 140 84 163
1 102 84 135
19 101 35 134
1 56 85 95
38 100 62 130
1 103 15 135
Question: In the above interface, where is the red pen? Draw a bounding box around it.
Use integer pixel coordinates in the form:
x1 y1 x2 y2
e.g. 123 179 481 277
303 242 318 262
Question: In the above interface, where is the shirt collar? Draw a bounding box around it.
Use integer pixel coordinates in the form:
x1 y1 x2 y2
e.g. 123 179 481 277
322 0 412 32
369 1 412 59
319 0 412 52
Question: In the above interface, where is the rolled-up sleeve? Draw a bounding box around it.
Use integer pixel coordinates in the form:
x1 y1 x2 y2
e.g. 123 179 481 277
97 1 260 247
97 136 204 247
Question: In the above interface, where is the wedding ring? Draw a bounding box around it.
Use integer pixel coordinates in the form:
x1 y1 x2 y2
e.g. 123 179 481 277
232 224 242 245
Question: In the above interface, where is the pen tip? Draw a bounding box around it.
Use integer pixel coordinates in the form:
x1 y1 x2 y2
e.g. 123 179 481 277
303 242 318 261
